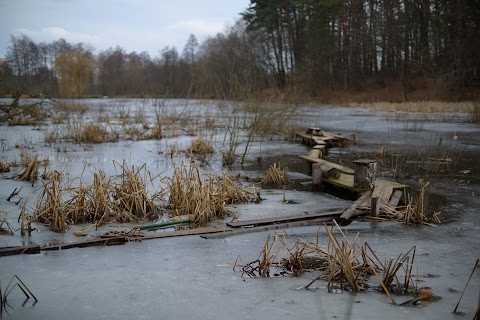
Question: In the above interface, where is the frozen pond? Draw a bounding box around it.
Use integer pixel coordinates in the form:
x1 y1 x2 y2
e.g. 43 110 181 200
1 99 479 319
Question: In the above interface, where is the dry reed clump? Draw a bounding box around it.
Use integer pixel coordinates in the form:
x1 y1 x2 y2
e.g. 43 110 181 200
236 223 419 303
262 162 290 188
349 101 474 113
110 161 160 222
150 124 163 140
53 101 90 115
219 174 261 204
0 160 10 172
187 136 214 157
123 125 145 140
16 152 48 183
166 162 256 225
67 122 117 143
33 163 164 232
166 162 227 225
34 171 66 232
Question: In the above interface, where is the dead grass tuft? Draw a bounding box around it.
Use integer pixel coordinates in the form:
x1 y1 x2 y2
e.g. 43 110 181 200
188 136 214 156
67 122 117 143
166 162 256 225
0 160 10 172
33 162 164 232
349 101 474 113
262 162 290 188
237 224 419 303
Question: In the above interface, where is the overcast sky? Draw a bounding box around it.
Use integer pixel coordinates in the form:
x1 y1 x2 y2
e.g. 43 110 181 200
0 0 251 58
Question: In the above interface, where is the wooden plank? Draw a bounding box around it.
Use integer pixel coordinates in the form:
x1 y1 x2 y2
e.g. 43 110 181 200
322 173 370 192
372 184 394 204
308 148 321 158
374 178 407 189
0 245 41 257
322 131 349 140
141 226 231 240
389 190 403 207
41 227 231 252
42 237 127 251
203 216 340 239
226 210 342 228
339 191 373 221
298 155 355 174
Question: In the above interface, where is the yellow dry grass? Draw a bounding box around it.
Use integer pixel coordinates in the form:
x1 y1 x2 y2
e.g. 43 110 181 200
33 162 164 232
238 223 419 302
262 162 290 188
166 162 257 225
349 101 474 113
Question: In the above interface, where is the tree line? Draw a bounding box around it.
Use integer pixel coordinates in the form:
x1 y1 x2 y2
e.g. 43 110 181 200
1 0 479 101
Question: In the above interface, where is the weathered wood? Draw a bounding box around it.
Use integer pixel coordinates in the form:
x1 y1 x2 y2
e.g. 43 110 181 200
312 163 323 185
372 184 394 205
226 210 342 228
298 155 355 174
339 190 373 220
389 190 403 207
306 127 323 135
141 226 231 240
0 245 41 257
203 216 340 239
353 159 377 188
371 197 380 217
321 165 340 179
308 148 322 158
42 237 127 250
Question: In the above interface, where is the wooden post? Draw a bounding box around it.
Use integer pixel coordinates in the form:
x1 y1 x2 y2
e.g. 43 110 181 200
371 197 380 217
312 163 323 186
353 159 377 189
307 127 323 136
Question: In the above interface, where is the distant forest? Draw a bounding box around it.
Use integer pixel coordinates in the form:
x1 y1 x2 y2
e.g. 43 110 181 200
1 0 479 102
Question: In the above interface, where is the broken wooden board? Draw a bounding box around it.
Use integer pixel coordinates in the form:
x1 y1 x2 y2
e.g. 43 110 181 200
226 210 342 228
339 191 373 221
372 184 394 205
389 190 403 207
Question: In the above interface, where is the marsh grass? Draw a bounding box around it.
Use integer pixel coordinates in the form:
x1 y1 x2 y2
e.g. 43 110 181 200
66 122 118 143
33 162 164 232
166 162 226 225
166 162 255 225
350 101 473 113
111 160 160 222
0 160 10 172
16 152 48 183
52 101 90 115
262 162 290 188
123 125 145 140
384 131 463 178
239 224 419 301
187 136 214 161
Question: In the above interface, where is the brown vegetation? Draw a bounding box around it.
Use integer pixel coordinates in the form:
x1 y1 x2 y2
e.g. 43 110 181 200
238 224 419 304
166 162 259 225
262 162 290 188
33 162 164 232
